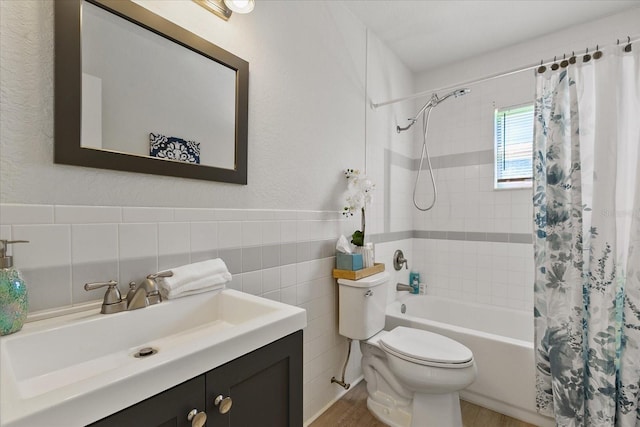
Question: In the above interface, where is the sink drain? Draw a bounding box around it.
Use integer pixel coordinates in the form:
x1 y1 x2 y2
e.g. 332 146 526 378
134 347 158 358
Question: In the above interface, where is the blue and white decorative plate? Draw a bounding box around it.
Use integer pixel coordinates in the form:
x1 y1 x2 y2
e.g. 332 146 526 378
149 133 200 164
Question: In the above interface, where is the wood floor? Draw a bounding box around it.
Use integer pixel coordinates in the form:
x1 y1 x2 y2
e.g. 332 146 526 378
309 381 538 427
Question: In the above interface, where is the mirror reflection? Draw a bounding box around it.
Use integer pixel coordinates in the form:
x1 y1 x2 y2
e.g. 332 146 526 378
81 1 236 169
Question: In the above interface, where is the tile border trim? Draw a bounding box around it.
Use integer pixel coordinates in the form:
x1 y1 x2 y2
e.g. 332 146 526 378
387 148 494 171
370 230 532 245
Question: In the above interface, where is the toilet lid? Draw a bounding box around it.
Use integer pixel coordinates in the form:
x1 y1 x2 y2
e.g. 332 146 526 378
379 327 473 368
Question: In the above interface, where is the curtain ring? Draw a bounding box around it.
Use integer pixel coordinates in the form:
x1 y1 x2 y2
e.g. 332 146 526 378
537 59 546 74
551 56 559 71
625 36 632 53
560 53 569 68
593 44 603 60
583 47 591 63
569 51 577 65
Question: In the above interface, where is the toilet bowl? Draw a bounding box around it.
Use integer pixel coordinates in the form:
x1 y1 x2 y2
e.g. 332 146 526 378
337 272 477 427
379 326 476 392
360 328 476 427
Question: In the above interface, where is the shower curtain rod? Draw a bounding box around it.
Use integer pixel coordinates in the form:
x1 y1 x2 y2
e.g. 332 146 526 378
371 35 639 109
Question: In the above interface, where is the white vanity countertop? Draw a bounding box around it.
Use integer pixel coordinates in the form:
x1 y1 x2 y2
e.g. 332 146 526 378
0 289 306 427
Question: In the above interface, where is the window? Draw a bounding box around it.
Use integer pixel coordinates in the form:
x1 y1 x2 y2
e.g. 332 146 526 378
494 104 534 189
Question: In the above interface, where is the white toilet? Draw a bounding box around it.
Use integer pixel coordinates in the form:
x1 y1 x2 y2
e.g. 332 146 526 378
337 272 476 427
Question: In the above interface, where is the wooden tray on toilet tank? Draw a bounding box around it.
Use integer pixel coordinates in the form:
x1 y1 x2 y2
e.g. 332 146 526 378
332 263 385 280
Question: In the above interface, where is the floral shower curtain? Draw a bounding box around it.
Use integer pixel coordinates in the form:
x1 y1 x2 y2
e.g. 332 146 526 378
533 45 640 426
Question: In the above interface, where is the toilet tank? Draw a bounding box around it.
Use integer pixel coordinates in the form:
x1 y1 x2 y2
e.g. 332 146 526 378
337 272 389 340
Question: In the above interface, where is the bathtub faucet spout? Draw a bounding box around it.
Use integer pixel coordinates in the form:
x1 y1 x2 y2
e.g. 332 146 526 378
396 283 413 292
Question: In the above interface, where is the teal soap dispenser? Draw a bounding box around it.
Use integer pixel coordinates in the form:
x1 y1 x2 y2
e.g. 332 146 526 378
0 240 29 336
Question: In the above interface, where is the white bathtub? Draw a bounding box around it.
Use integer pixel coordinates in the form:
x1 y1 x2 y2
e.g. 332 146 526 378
385 294 554 427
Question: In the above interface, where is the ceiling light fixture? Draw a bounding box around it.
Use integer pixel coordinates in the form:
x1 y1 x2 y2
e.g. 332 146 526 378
194 0 254 21
224 0 255 14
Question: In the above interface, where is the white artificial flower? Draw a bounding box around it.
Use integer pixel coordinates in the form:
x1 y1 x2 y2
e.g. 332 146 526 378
342 169 375 217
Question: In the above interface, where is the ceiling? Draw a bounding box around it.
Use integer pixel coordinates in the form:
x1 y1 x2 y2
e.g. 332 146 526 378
342 0 640 73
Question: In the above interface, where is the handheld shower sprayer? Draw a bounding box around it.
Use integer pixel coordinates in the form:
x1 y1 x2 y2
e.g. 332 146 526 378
396 87 471 211
396 88 471 133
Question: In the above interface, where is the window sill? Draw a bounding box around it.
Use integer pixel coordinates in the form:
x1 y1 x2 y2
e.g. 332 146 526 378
494 181 532 191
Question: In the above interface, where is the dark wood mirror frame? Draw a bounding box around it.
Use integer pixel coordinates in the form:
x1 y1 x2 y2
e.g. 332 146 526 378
54 0 249 184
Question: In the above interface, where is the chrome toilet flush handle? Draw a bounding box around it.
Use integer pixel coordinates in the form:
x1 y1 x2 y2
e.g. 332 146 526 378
364 290 374 297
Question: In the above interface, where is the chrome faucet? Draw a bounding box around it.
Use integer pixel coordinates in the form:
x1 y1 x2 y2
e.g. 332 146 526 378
126 271 173 310
85 271 172 314
396 283 413 292
125 281 149 310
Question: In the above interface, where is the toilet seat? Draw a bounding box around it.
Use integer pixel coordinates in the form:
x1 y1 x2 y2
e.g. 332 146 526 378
379 326 474 368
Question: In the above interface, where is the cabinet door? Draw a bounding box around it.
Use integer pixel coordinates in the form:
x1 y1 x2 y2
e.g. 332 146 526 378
205 331 303 427
88 376 206 427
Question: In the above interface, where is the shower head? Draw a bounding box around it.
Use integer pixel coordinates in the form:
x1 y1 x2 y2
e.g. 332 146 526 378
430 88 471 106
397 88 471 133
427 87 471 110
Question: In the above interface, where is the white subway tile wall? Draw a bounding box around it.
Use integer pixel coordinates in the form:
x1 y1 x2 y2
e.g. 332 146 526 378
71 223 119 304
0 204 54 224
411 73 536 312
413 239 534 310
0 203 362 422
1 196 530 421
11 224 72 311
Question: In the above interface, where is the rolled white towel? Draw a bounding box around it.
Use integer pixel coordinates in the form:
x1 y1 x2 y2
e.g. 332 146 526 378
162 285 221 299
157 258 232 299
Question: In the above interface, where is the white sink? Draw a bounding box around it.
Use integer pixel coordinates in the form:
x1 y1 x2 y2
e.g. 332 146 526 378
0 289 306 427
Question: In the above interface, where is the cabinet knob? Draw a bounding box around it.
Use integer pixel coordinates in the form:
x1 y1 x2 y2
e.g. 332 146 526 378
187 409 207 427
214 394 233 414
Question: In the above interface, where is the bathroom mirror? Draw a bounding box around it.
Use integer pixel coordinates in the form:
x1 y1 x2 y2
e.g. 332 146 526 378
54 0 249 184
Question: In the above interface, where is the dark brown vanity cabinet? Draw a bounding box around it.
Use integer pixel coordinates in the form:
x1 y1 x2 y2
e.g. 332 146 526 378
88 376 205 427
89 331 302 427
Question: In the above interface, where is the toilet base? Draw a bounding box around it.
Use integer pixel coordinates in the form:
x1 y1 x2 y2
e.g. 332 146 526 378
366 391 462 427
411 392 462 427
366 393 411 427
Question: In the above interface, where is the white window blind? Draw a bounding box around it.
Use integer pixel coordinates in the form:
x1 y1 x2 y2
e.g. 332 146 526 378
495 104 534 188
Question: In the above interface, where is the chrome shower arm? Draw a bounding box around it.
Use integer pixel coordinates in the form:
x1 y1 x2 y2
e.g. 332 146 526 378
396 89 470 134
396 95 436 133
396 118 417 133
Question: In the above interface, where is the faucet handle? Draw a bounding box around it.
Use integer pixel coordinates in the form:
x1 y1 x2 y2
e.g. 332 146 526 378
393 250 409 271
84 280 127 314
147 271 173 280
84 280 118 290
84 280 120 302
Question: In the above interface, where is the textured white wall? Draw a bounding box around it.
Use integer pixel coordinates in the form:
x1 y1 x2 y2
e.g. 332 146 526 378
365 33 416 235
0 0 367 210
